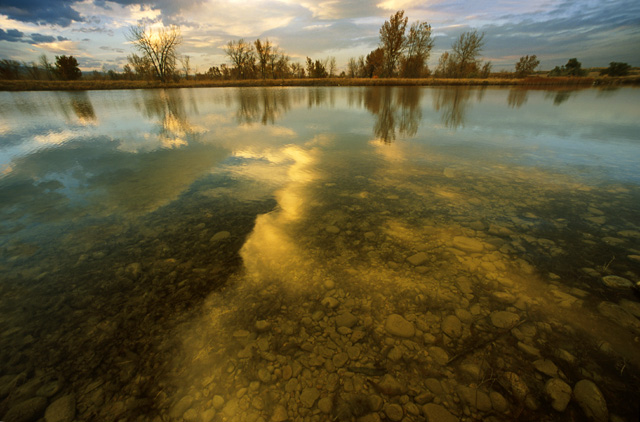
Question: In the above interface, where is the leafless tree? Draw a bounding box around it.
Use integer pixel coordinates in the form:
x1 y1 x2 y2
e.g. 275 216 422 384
451 30 485 77
255 38 272 79
127 24 182 82
225 39 255 79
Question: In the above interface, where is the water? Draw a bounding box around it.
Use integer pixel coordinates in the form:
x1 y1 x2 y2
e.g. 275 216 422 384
0 86 639 421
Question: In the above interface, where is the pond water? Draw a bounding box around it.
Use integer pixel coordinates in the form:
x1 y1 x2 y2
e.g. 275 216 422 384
0 86 639 422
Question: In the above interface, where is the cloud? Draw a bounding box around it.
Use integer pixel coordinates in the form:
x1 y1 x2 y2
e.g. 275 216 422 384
30 33 57 43
0 0 83 26
0 28 25 42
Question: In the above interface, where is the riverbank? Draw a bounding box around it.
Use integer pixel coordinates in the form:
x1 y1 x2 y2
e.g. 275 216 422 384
1 76 638 91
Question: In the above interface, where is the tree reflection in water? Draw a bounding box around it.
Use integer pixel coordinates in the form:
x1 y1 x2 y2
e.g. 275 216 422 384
235 88 293 125
354 86 423 143
432 86 477 129
507 88 529 108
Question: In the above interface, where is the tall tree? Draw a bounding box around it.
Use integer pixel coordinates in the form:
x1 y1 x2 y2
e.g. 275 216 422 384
379 10 408 77
55 55 82 80
225 39 255 79
254 38 272 79
451 30 485 77
127 24 181 82
514 55 540 77
400 21 433 78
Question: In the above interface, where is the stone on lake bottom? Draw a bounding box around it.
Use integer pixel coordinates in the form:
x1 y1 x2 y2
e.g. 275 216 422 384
573 380 608 422
384 314 415 338
422 403 457 422
545 378 572 412
602 275 633 288
490 311 520 329
452 236 484 253
45 394 76 422
210 231 230 242
407 252 428 266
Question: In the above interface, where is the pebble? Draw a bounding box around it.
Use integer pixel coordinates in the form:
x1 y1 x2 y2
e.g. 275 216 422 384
533 359 559 378
384 403 404 421
407 252 428 266
597 301 640 331
544 378 572 412
573 380 608 422
442 315 462 338
499 372 529 402
490 311 519 328
300 387 320 408
326 225 340 234
452 236 484 253
428 346 449 366
374 374 405 396
210 231 230 242
422 403 458 422
271 404 288 422
44 394 75 422
212 395 225 410
384 314 415 338
335 312 358 328
3 396 47 422
456 386 492 411
318 397 333 414
489 391 508 413
601 275 632 288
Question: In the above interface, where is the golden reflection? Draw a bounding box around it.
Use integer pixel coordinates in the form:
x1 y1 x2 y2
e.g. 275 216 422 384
69 92 97 123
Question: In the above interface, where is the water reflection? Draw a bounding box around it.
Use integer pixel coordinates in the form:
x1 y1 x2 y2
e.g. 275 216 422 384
1 86 639 422
235 88 292 125
348 87 423 143
432 87 479 129
507 88 528 108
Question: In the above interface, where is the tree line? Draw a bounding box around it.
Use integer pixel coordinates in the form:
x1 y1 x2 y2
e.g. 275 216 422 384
0 10 634 82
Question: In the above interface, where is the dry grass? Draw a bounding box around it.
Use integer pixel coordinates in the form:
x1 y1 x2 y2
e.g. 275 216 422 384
1 76 638 91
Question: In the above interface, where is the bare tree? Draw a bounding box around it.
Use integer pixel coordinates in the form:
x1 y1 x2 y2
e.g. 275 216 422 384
328 57 337 77
379 10 408 77
225 39 255 79
39 54 54 80
181 55 191 80
451 30 485 77
127 24 181 82
255 38 272 79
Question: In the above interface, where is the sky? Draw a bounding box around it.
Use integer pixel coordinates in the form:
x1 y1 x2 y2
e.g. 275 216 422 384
0 0 639 73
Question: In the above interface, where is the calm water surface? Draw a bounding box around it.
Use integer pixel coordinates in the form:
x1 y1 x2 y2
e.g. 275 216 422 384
0 86 639 421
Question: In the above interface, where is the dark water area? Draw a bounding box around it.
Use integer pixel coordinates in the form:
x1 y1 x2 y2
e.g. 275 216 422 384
0 86 639 422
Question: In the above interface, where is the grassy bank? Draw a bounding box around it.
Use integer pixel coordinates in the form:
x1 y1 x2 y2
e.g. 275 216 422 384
1 76 638 91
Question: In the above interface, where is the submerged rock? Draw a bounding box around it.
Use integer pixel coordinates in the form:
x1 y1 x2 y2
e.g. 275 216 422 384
452 236 484 253
573 380 608 422
3 396 47 422
44 394 75 422
601 275 633 289
490 311 520 329
442 315 462 339
384 314 415 338
544 378 571 412
422 403 457 422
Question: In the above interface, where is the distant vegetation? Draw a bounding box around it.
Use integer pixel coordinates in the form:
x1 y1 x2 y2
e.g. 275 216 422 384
0 9 637 87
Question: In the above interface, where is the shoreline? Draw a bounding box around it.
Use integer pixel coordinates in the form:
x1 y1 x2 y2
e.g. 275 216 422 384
1 76 639 92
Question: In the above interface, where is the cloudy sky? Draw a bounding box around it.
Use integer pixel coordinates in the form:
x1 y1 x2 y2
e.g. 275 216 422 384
1 0 639 73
